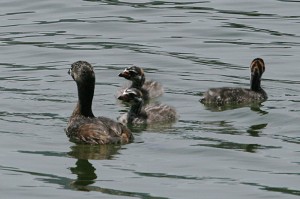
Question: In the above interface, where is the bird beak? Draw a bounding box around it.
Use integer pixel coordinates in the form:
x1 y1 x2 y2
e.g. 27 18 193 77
118 94 129 101
118 95 124 100
118 69 130 79
68 68 71 75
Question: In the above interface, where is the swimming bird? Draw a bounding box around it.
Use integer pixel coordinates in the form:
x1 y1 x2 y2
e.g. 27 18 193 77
118 88 177 126
118 66 164 101
200 58 267 106
66 61 133 144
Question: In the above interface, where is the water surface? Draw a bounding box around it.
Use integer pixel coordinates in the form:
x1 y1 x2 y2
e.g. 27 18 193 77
0 0 300 198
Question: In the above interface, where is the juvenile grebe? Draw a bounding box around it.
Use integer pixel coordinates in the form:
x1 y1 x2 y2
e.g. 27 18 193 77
118 88 177 126
201 58 267 106
66 61 133 144
118 66 164 101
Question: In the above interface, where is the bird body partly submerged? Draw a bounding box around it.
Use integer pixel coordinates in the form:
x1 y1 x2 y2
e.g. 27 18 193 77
66 61 133 145
201 58 267 106
67 111 132 145
118 88 177 126
118 102 178 126
201 87 267 106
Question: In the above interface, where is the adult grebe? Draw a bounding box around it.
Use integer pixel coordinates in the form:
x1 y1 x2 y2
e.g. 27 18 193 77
66 61 133 144
201 58 267 106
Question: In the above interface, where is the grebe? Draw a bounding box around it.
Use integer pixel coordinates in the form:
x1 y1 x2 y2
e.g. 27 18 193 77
66 61 133 144
118 88 177 126
118 66 164 101
201 58 267 106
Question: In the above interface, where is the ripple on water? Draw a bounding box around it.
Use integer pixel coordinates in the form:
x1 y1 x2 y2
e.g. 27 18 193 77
0 0 300 199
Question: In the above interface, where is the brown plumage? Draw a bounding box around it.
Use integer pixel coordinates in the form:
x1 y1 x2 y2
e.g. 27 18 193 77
66 61 133 145
201 58 267 106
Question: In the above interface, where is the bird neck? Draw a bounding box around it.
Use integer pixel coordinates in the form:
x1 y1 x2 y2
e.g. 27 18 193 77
131 75 145 89
128 98 144 122
74 79 95 117
250 73 262 92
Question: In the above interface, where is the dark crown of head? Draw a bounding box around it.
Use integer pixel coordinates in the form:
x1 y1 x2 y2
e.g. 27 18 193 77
72 61 93 71
125 88 142 98
127 66 144 76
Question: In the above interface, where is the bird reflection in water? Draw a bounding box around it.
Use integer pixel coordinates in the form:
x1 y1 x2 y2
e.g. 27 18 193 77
201 101 268 114
70 159 97 189
250 104 268 115
68 144 121 191
68 144 121 160
247 123 268 137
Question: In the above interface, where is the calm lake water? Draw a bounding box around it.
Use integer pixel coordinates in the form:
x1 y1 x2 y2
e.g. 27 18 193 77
0 0 299 198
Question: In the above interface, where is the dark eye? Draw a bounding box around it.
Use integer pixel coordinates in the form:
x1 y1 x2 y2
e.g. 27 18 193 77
129 70 138 76
129 93 135 98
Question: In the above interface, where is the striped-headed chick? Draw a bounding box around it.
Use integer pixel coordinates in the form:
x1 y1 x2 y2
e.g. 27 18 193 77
118 66 164 101
118 88 177 126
